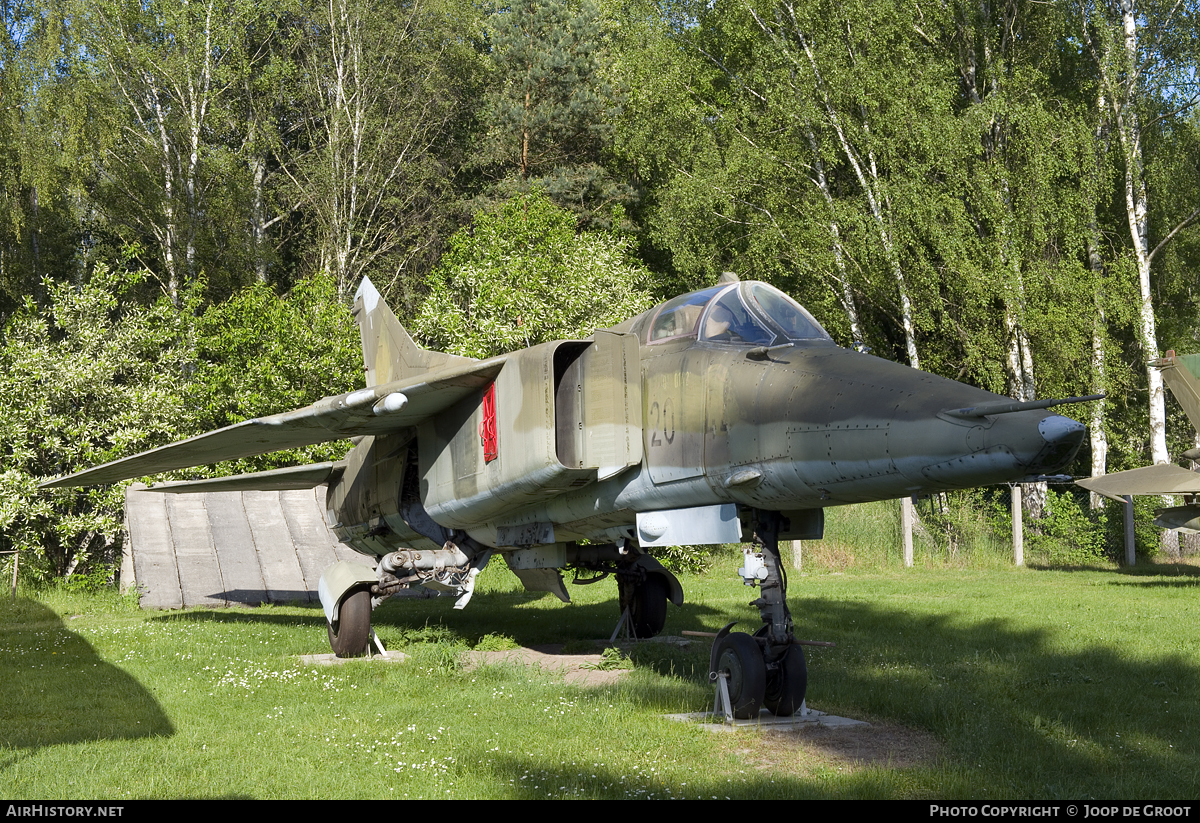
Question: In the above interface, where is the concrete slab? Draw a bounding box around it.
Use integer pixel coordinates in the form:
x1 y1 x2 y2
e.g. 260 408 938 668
242 490 311 603
280 488 340 592
204 493 267 605
665 707 871 732
164 494 224 608
125 487 183 608
299 650 409 665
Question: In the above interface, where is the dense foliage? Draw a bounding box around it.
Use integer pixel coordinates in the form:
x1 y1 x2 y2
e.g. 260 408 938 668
412 192 654 357
2 0 1199 581
0 270 359 582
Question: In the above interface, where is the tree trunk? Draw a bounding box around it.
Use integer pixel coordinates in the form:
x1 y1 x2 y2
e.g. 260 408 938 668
1112 0 1174 556
1087 231 1109 509
807 128 863 343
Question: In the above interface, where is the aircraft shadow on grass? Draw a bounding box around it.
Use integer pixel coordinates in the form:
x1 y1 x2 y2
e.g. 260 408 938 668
1107 561 1200 587
452 595 1199 798
0 598 174 768
145 586 730 652
794 597 1198 796
141 581 1197 791
1027 562 1200 589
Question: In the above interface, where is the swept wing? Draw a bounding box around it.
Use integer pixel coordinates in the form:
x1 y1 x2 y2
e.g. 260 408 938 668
1160 352 1200 435
1075 463 1200 502
41 357 504 489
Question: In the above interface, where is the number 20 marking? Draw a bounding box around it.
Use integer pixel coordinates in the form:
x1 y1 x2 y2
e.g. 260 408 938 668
648 399 676 446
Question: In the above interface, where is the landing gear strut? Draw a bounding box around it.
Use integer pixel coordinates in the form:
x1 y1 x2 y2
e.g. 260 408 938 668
713 510 808 717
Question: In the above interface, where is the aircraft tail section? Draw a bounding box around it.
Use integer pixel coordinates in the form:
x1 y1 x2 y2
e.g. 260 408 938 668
353 277 474 387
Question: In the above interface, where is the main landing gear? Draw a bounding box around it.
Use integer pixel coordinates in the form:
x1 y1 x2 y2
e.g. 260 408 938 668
327 588 372 657
711 511 807 719
618 572 669 639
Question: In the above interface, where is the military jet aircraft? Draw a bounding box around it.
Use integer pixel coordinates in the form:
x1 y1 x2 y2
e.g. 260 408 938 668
43 274 1088 718
1077 351 1200 532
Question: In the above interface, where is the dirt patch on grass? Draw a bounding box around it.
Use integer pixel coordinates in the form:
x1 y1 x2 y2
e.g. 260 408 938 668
731 720 940 774
462 644 631 687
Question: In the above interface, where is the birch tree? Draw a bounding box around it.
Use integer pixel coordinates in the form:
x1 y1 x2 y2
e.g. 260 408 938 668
295 0 479 298
948 0 1104 517
746 0 927 367
1078 0 1200 461
1077 0 1200 551
0 0 101 308
79 0 273 301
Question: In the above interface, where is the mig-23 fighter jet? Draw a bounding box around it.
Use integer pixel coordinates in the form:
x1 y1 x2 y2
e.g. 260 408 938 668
43 274 1089 718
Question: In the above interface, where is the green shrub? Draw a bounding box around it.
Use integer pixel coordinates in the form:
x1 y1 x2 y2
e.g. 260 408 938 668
474 632 521 651
412 191 654 358
3 266 362 586
1031 488 1110 565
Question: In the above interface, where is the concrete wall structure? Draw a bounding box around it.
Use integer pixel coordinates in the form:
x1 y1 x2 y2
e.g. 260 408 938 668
123 484 359 609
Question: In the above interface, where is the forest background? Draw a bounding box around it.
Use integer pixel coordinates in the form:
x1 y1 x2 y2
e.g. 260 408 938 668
1 0 1199 585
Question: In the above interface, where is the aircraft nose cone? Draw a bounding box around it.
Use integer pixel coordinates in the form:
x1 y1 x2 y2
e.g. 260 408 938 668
1027 414 1086 473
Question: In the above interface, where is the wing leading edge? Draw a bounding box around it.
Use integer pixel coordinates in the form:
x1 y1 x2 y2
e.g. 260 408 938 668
1076 463 1200 501
41 356 505 489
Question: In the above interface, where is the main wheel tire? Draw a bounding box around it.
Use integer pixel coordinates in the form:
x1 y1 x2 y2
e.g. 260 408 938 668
630 575 669 638
714 632 766 719
763 645 807 716
328 589 371 658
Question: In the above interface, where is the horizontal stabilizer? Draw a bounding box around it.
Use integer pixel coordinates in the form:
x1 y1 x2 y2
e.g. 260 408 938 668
144 462 344 493
1076 464 1200 501
42 357 504 488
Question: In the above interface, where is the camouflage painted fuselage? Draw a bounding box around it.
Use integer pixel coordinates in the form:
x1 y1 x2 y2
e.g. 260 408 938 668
45 277 1085 566
500 321 1080 548
326 281 1084 556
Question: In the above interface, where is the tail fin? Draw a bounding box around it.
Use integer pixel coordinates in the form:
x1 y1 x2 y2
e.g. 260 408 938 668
353 277 474 387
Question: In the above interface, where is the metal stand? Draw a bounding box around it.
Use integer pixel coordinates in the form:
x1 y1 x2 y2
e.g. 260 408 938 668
369 628 387 657
609 606 632 643
712 671 734 723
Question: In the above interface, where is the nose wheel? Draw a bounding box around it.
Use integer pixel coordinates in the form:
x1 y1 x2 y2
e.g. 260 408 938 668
708 510 810 719
712 630 767 718
763 645 807 716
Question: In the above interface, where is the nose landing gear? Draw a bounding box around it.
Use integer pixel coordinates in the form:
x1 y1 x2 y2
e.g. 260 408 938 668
710 510 808 720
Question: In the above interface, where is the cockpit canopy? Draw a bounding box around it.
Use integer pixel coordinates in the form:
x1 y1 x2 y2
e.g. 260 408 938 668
642 282 832 346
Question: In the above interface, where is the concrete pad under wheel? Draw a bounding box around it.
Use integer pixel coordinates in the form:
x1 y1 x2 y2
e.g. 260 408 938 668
665 707 870 732
299 650 409 665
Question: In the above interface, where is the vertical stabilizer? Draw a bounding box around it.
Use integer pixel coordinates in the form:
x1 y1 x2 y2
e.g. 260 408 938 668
353 278 475 387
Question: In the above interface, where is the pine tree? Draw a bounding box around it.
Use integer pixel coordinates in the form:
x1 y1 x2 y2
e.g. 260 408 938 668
474 0 631 225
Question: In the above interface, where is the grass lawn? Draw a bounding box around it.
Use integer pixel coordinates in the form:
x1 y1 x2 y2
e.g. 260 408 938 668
3 553 1200 799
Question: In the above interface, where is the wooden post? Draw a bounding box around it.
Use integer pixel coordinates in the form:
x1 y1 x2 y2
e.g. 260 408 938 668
791 540 802 571
901 496 914 567
1012 485 1024 566
8 549 17 600
1124 495 1136 566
